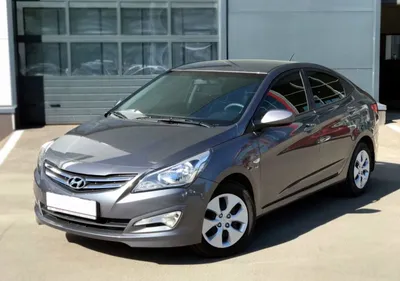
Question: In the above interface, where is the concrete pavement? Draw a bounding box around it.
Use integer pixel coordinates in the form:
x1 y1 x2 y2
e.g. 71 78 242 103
0 124 400 281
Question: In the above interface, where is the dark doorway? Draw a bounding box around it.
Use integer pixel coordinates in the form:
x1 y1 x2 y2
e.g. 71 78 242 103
380 4 400 110
16 75 45 128
380 34 400 110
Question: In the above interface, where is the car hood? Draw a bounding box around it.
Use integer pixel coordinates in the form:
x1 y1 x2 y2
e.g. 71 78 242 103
45 117 236 176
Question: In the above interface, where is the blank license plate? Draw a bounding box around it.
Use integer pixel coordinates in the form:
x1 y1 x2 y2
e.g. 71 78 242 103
46 192 97 220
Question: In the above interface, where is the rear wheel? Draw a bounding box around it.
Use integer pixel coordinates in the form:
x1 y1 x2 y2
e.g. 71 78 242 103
192 182 255 258
343 142 372 196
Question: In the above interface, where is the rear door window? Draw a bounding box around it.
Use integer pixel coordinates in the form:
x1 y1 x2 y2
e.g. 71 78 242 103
305 71 346 108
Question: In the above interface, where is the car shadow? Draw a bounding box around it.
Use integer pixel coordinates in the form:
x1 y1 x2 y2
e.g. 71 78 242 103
66 161 400 265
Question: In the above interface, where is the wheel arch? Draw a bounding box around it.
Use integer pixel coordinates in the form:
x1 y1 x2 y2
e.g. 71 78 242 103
219 173 255 201
357 135 376 171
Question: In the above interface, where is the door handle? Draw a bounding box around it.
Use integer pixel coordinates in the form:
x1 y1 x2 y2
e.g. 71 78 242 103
303 123 316 132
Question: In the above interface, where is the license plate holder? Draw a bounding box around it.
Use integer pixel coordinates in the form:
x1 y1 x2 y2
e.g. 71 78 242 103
46 192 97 220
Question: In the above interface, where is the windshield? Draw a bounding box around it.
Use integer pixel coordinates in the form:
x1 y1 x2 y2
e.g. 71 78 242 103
113 71 265 126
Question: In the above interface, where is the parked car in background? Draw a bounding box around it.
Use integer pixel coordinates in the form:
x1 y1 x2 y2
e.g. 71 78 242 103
33 60 379 258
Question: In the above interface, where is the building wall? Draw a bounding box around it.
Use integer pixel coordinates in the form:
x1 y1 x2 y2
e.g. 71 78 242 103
228 0 381 100
0 0 16 139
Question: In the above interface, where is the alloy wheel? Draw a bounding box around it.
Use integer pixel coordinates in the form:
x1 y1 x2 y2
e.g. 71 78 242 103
202 193 249 248
353 149 370 189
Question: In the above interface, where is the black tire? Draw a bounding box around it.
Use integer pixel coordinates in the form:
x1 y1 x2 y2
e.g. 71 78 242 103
343 142 373 197
192 181 256 258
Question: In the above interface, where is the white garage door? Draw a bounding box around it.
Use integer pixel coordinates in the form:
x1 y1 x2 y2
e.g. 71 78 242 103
16 0 221 124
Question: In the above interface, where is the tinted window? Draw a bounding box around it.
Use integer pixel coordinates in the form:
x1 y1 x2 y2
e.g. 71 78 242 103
340 78 356 96
116 71 265 125
71 43 118 76
70 8 117 35
255 71 309 120
306 71 346 108
172 8 217 35
122 43 168 75
23 8 65 35
23 43 67 76
121 8 167 35
172 42 218 67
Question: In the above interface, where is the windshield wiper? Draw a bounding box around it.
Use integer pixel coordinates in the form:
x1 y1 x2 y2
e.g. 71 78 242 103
108 111 127 119
135 116 212 127
157 118 213 128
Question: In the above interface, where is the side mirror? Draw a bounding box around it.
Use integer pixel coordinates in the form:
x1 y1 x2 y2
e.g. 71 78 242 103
253 109 295 130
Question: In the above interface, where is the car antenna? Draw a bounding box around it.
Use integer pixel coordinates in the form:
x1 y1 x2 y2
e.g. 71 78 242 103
289 53 295 61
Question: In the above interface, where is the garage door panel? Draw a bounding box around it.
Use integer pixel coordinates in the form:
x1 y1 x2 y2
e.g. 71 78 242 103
45 101 116 108
45 115 96 125
45 94 130 102
45 86 140 95
43 78 151 124
44 78 153 88
45 107 110 116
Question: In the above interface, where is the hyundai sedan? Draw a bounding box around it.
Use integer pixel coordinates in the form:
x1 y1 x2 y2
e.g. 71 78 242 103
34 60 379 258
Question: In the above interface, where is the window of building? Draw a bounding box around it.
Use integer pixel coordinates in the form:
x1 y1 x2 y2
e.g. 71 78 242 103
17 1 220 76
255 72 309 119
70 8 117 35
172 42 218 67
306 71 346 108
172 8 217 35
23 8 66 35
385 35 400 60
71 43 118 75
23 43 67 76
122 43 169 75
122 8 167 35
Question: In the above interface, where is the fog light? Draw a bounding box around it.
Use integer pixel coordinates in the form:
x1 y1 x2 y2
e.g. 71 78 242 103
134 211 182 229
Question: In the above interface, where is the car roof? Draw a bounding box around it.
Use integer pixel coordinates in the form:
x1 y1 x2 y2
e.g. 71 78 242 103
173 59 297 74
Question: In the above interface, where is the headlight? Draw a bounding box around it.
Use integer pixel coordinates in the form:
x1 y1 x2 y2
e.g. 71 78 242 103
37 140 54 172
133 150 210 192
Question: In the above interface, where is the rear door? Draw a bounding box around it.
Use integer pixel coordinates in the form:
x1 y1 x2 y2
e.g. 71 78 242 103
255 70 323 208
303 69 355 180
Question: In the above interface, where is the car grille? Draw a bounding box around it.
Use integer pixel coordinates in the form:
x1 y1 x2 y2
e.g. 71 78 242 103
40 203 130 232
44 162 137 191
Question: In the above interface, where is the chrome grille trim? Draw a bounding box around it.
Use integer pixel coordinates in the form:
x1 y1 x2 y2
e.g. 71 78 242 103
45 169 69 186
44 162 137 190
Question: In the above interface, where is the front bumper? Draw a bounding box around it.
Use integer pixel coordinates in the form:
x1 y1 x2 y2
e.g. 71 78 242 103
34 169 216 248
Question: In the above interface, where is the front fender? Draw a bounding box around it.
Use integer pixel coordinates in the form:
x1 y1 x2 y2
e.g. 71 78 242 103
200 134 262 214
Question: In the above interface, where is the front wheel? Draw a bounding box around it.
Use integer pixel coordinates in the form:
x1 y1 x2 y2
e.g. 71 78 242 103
192 182 256 258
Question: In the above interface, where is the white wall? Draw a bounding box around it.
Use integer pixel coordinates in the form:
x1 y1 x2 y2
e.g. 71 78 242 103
0 0 14 109
228 0 381 100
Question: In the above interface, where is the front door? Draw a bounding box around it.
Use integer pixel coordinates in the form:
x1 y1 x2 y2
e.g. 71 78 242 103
254 70 322 208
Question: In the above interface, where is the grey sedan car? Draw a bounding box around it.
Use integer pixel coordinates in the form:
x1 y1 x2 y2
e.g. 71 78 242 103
34 60 379 258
